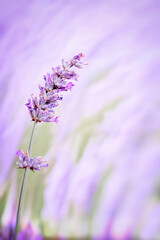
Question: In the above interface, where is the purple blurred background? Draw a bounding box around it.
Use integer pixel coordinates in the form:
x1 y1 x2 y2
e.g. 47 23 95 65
0 0 160 239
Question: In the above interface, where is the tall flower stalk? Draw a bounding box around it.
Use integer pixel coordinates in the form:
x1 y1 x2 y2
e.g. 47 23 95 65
14 53 87 239
14 122 37 240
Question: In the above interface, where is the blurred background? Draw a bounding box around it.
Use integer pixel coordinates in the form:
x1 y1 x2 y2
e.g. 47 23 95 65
0 0 160 239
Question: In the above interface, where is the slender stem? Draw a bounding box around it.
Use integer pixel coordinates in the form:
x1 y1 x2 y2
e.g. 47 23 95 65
14 121 37 240
28 121 37 155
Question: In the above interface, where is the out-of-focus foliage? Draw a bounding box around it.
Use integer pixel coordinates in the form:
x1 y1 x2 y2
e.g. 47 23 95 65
0 0 160 239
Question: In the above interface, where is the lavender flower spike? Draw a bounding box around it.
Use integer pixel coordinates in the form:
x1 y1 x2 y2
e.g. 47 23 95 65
16 150 49 171
26 53 87 123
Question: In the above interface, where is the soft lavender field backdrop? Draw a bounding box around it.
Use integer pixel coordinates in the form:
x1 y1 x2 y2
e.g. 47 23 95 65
0 0 160 239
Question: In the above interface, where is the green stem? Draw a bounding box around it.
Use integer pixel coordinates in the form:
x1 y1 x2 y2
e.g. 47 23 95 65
14 121 37 240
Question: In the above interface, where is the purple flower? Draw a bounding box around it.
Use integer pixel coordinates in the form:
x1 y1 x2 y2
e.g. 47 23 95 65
18 223 44 240
0 223 14 240
26 53 87 123
0 223 44 240
16 150 49 171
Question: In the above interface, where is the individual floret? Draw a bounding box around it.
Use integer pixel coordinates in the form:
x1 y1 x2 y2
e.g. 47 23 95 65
16 150 49 171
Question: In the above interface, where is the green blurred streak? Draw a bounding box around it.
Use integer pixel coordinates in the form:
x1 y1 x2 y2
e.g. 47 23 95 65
89 68 111 85
19 122 53 157
0 185 10 228
74 97 122 163
88 165 114 230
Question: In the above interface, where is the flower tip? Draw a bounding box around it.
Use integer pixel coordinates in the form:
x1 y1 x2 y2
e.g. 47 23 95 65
54 116 60 123
25 98 31 105
16 150 22 156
